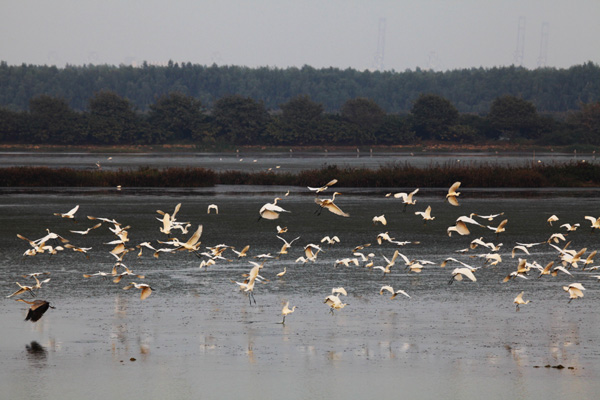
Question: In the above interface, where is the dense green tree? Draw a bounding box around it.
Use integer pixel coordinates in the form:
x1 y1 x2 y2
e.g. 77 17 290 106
277 95 324 144
374 114 416 145
0 108 24 142
212 95 270 144
487 95 541 140
28 95 84 144
567 101 600 144
341 98 386 144
2 62 598 114
147 92 207 143
86 91 140 144
411 94 459 140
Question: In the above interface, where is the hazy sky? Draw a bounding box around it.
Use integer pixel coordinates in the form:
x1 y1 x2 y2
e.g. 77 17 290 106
2 0 599 71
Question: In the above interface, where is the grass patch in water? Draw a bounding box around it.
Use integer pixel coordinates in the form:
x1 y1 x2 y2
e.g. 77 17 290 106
0 162 598 188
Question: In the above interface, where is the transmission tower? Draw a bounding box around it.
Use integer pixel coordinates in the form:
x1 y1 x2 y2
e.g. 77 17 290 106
513 16 526 66
373 18 386 71
537 22 549 68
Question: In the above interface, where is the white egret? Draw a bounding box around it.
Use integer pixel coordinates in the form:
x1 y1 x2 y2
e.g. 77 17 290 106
379 285 410 299
259 198 290 220
563 283 585 302
446 181 461 206
123 282 153 300
372 215 387 225
584 216 600 231
415 205 435 222
280 301 297 324
277 235 300 254
315 192 349 217
54 205 79 219
448 267 477 284
70 222 102 235
307 179 338 194
513 291 531 311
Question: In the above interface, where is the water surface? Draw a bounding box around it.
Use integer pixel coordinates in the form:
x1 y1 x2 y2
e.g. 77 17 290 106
1 187 599 399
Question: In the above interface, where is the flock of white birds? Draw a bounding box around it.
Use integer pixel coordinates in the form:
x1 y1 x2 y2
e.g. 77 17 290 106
8 178 600 324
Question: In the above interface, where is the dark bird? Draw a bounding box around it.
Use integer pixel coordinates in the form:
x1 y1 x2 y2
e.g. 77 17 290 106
15 299 55 322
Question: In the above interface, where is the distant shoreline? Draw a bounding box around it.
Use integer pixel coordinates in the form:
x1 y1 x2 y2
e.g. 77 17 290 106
0 142 595 154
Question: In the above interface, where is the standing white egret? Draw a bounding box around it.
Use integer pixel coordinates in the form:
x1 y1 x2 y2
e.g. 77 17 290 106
280 301 297 324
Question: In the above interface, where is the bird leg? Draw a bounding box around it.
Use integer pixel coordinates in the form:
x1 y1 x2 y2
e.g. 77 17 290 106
515 305 520 312
448 277 455 285
250 292 256 305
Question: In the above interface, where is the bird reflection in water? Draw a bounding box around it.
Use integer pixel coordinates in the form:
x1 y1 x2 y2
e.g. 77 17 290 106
25 341 47 368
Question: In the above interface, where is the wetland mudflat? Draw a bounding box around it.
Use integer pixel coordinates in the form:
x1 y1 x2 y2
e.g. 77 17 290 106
1 188 600 400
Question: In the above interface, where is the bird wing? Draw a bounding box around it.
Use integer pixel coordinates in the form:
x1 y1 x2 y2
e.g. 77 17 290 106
447 195 460 206
140 286 152 300
324 203 349 217
447 181 461 195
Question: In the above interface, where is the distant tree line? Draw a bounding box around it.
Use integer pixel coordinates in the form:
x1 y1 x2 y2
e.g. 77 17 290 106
1 61 599 114
1 90 599 146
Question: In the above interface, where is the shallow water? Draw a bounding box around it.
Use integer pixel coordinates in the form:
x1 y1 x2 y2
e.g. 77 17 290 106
0 149 596 172
1 187 600 399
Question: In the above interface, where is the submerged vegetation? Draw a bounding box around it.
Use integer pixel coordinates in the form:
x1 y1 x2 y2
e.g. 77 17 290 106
1 162 599 189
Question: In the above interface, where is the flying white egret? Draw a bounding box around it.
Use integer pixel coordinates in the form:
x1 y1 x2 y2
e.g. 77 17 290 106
277 235 300 254
379 285 410 299
487 219 508 236
70 222 102 235
448 267 477 284
446 181 461 206
470 212 504 221
415 205 435 222
307 179 338 194
123 282 153 300
207 204 219 214
560 223 580 232
259 198 290 220
563 283 585 302
513 291 531 311
372 215 387 225
315 192 349 217
389 188 419 212
54 205 79 219
584 216 600 232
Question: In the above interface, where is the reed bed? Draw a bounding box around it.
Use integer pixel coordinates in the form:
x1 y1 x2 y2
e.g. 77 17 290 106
0 162 599 188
